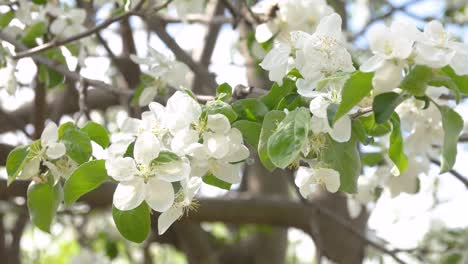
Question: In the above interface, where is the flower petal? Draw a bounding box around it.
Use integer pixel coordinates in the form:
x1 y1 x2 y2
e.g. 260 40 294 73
105 157 138 182
203 133 230 159
18 158 40 180
157 159 191 182
317 168 340 193
144 178 175 212
329 116 351 143
41 122 59 147
113 179 146 211
138 86 158 107
360 55 385 73
46 142 66 160
158 207 183 235
207 114 230 134
210 160 242 184
134 132 160 166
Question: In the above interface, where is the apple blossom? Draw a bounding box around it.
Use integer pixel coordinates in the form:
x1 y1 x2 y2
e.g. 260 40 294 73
295 166 340 198
19 122 67 180
106 132 189 212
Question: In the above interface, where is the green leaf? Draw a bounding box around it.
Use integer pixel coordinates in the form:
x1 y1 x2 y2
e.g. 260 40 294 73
388 114 408 174
321 136 361 193
0 10 15 29
6 145 30 185
400 65 433 96
361 152 384 166
275 93 305 111
358 114 392 136
112 203 151 243
232 98 269 122
27 182 62 233
62 129 92 164
22 22 47 47
260 78 296 110
442 66 468 94
151 151 180 166
428 75 460 103
216 83 232 102
232 120 261 149
58 122 77 139
38 64 65 89
81 122 110 148
267 108 310 169
63 160 109 206
131 74 156 107
205 100 238 123
334 71 373 123
258 110 286 171
436 104 464 173
373 92 408 123
32 0 47 4
202 174 232 190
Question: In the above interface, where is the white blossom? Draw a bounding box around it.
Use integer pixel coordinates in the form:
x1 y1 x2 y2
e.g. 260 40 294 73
158 176 202 234
19 122 67 181
253 0 334 42
360 21 420 94
414 20 468 75
50 8 87 38
106 132 190 211
295 166 340 198
131 48 190 106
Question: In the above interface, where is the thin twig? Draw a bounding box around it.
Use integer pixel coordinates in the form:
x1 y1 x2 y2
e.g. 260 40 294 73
429 158 468 188
11 0 172 59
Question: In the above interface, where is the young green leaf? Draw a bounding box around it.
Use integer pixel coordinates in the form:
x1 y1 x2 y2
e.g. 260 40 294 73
216 83 233 102
428 75 460 103
151 151 180 166
258 110 286 171
333 71 373 123
62 129 92 164
232 120 262 149
321 136 361 193
0 10 15 29
58 122 77 138
400 65 433 96
27 182 63 233
267 108 310 169
81 122 110 148
202 174 232 190
275 93 305 111
232 98 269 122
388 114 408 174
373 92 408 123
112 203 151 243
260 78 296 110
63 160 109 206
442 66 468 94
205 100 238 123
436 105 464 173
6 145 30 185
22 22 47 47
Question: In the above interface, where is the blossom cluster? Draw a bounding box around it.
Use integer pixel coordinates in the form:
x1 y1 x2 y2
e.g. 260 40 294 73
257 7 467 212
106 91 249 234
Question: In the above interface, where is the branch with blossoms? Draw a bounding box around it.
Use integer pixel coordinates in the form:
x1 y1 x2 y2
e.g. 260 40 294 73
0 0 468 263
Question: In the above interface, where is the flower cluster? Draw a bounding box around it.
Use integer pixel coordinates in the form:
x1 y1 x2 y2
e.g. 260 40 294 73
259 13 355 197
106 91 249 234
361 20 468 94
252 0 334 43
257 10 467 207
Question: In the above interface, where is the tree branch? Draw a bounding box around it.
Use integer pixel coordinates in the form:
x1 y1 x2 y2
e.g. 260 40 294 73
10 0 153 59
